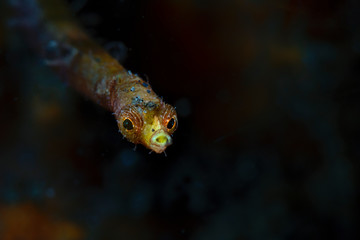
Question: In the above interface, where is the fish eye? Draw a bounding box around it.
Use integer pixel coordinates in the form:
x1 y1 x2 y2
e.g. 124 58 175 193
167 118 176 129
123 118 134 130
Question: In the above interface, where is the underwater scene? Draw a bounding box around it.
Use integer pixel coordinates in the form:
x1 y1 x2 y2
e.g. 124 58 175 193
0 0 359 239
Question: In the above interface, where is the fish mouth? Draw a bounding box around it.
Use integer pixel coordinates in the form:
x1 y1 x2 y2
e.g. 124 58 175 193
149 130 172 153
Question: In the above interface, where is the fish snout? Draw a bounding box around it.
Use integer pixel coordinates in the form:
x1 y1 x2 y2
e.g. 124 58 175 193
149 130 172 153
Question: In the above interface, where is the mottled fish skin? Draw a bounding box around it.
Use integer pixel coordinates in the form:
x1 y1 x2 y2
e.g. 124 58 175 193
10 0 178 153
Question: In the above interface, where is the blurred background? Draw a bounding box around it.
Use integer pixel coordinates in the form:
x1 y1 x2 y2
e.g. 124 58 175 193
0 0 359 239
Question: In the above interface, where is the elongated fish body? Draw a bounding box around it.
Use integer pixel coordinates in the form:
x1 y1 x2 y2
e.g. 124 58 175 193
8 0 177 153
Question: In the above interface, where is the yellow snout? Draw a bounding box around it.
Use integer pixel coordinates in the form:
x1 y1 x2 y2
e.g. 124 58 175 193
149 130 172 153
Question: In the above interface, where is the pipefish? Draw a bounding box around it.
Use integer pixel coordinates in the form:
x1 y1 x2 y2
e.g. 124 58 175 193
7 0 178 153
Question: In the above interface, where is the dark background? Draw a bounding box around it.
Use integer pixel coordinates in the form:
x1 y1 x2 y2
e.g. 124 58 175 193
0 0 359 239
